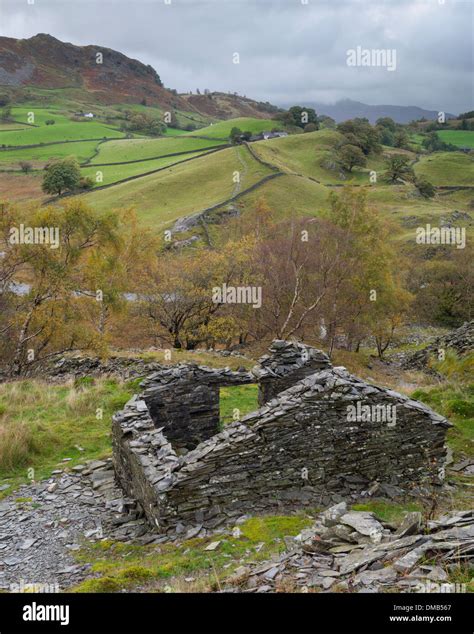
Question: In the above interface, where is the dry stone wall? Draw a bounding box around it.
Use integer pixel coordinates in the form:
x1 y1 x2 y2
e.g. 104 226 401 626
112 341 451 534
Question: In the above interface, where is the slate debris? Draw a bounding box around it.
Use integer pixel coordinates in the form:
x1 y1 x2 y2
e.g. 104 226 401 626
0 459 152 591
404 320 473 370
225 503 474 593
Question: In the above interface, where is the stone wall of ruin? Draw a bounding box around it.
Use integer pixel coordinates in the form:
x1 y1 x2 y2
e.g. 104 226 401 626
112 343 451 534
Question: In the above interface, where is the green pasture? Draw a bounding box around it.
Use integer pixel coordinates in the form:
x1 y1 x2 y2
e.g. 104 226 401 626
82 145 273 228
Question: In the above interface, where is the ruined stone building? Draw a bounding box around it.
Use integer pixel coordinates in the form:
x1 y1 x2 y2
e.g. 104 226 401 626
112 341 451 533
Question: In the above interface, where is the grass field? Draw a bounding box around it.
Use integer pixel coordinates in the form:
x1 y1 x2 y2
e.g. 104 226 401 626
219 384 259 425
414 152 474 186
0 119 125 147
0 122 31 131
10 106 73 126
88 135 225 164
82 144 274 227
116 103 214 132
238 173 331 219
250 129 389 185
80 149 214 187
0 172 44 202
0 140 101 167
0 378 133 489
437 130 474 149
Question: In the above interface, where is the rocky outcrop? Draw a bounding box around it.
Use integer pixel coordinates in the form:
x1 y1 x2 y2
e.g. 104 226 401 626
0 33 189 109
404 320 474 370
112 341 451 534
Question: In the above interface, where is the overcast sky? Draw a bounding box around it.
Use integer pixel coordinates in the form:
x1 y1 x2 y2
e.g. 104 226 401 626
0 0 472 114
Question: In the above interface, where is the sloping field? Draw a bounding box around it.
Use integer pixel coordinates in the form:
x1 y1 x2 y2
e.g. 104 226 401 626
250 129 387 184
184 117 283 139
116 103 213 131
0 172 44 203
365 184 474 241
10 106 73 126
82 145 274 227
0 121 125 146
414 152 474 186
88 136 225 163
237 173 331 219
0 140 100 167
437 130 474 149
0 122 30 131
81 149 214 187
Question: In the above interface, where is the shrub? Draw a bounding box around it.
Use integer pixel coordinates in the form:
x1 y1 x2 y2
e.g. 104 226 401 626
79 176 94 190
415 177 436 198
74 376 95 389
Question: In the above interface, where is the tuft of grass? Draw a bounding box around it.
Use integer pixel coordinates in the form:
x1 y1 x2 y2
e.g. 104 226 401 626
0 421 40 472
430 350 474 383
0 377 134 495
239 515 311 542
412 382 474 459
219 384 259 426
351 501 423 525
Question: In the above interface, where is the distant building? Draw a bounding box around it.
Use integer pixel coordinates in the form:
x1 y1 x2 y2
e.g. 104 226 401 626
248 131 288 142
262 131 288 140
83 112 95 118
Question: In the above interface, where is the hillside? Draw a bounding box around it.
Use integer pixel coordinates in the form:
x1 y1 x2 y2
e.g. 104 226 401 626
3 109 473 244
0 33 190 111
180 91 280 120
0 34 279 124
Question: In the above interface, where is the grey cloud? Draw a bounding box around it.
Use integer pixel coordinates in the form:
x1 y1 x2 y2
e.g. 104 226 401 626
0 0 472 113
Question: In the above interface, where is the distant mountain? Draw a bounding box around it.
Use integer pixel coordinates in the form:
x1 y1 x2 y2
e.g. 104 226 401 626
279 99 456 124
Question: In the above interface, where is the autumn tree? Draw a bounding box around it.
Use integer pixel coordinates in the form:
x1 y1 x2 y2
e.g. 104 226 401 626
42 157 81 196
249 217 351 340
79 209 158 349
385 154 414 182
337 118 382 155
319 187 411 356
335 144 367 172
408 246 473 327
0 200 122 375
